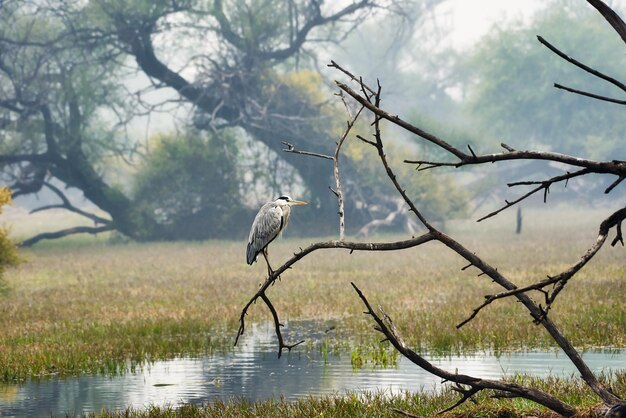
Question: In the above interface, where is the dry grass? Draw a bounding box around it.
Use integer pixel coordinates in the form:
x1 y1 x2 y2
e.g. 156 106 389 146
0 206 624 381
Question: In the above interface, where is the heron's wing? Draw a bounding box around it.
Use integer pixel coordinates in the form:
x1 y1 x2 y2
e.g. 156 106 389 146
246 203 283 265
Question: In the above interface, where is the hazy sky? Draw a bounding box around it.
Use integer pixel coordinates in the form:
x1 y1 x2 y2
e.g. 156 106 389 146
443 0 543 47
442 0 626 48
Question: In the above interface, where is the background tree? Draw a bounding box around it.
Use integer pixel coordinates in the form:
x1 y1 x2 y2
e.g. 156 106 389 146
133 129 249 240
1 0 457 244
0 1 166 243
455 0 626 204
98 0 400 232
464 1 626 159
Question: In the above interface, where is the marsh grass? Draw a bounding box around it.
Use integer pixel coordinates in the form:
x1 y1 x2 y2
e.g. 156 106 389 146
0 207 624 382
350 343 400 368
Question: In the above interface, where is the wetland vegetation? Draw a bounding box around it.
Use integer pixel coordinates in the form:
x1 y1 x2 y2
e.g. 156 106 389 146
1 207 623 387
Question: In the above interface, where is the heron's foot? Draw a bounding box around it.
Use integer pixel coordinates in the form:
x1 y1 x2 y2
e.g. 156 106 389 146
267 268 282 283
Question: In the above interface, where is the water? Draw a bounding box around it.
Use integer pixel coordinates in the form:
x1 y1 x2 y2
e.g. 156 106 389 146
0 323 624 417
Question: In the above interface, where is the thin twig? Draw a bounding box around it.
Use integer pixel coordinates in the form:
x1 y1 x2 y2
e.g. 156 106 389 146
554 83 626 105
537 35 626 94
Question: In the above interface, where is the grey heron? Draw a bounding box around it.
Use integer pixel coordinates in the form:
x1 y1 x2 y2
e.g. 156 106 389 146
246 195 307 276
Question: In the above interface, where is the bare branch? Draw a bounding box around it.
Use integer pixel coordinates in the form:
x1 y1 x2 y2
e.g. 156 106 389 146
282 91 364 240
477 169 592 222
333 94 364 240
258 1 374 62
336 80 466 160
19 225 114 247
537 35 626 95
260 292 304 357
605 175 625 194
390 408 420 417
282 141 334 160
336 76 626 177
587 0 626 44
438 384 480 414
328 60 376 96
29 182 112 226
333 70 622 406
458 204 621 328
554 83 626 105
364 78 435 231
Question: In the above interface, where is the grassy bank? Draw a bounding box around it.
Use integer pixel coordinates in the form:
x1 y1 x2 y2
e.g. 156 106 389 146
0 207 624 381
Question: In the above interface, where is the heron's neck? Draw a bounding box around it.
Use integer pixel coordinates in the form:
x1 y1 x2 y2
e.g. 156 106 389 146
282 205 291 229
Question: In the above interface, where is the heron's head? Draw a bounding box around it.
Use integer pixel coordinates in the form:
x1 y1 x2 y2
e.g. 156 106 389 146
276 195 307 206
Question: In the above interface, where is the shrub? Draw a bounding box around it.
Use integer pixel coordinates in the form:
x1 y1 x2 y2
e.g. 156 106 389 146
0 187 20 293
133 131 250 240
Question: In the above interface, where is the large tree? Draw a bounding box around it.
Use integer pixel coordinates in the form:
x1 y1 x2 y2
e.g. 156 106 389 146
102 0 427 231
0 1 384 242
0 1 163 242
0 0 449 243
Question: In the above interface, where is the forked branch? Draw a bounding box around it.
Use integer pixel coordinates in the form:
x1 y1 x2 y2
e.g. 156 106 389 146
456 205 626 328
30 182 112 226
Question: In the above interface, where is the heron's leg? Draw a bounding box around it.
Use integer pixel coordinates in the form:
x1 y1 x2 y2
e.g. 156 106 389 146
262 248 274 277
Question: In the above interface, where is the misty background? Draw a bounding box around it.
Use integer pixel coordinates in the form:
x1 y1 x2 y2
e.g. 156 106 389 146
1 0 625 244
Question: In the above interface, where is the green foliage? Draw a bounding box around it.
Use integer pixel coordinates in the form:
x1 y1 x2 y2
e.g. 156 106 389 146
464 3 626 158
132 131 249 240
0 188 20 294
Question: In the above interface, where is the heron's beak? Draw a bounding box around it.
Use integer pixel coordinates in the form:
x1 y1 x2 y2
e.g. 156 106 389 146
290 200 307 205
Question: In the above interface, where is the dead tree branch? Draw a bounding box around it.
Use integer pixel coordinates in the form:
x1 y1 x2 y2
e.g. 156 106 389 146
282 92 364 241
341 66 622 407
235 233 435 355
587 0 626 43
351 282 578 417
537 35 626 96
237 2 626 413
477 168 592 222
456 205 625 328
339 79 626 175
553 83 626 105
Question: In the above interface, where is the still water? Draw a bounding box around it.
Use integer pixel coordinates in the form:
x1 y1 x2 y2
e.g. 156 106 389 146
0 322 624 417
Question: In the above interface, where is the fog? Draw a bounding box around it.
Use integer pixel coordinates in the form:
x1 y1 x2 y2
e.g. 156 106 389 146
1 0 625 243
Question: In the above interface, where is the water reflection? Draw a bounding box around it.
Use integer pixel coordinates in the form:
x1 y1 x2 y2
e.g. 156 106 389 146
0 322 624 417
